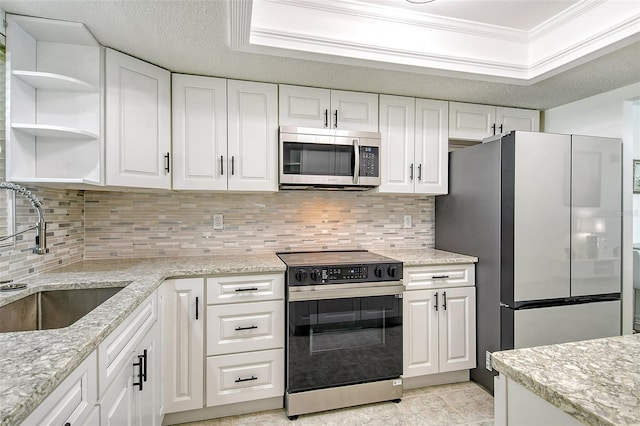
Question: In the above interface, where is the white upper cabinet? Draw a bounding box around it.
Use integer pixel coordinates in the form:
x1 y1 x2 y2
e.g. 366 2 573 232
496 106 541 135
227 80 279 192
172 74 228 190
6 14 104 185
379 95 448 195
415 99 449 194
379 95 415 193
106 48 171 189
449 102 539 141
279 85 378 132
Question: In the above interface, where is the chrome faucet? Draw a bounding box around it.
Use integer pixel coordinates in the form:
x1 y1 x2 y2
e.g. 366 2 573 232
0 182 49 255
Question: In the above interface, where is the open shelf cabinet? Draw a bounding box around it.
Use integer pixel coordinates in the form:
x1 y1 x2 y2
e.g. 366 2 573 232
6 14 104 185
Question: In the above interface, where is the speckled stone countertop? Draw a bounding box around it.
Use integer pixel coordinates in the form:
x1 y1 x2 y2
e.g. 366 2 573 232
373 248 478 265
492 334 640 426
0 248 474 425
0 254 285 426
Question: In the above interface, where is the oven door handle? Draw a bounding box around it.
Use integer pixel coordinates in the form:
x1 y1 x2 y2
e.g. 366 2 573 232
289 283 404 301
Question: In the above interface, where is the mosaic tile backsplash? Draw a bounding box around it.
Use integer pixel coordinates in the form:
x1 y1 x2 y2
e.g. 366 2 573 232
0 187 84 281
84 190 435 258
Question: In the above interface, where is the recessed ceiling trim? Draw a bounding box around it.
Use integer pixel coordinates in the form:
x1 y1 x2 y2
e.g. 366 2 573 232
231 0 640 84
250 27 530 77
264 0 530 42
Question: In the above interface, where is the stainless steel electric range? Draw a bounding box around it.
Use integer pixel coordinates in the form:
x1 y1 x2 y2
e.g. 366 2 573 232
277 250 404 420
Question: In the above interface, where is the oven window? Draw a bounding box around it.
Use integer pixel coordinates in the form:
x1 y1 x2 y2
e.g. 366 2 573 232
288 295 402 393
282 142 353 176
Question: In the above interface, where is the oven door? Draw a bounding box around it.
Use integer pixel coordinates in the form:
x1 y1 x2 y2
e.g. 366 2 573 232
287 284 403 393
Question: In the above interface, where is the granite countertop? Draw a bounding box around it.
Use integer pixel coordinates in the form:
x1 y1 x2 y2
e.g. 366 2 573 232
0 248 474 425
373 248 478 265
492 334 640 426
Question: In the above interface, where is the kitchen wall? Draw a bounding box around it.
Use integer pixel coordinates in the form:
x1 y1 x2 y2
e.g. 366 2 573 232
83 190 435 258
0 187 84 281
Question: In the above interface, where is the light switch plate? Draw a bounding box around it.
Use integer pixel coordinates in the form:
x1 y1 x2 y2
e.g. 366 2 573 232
486 351 493 371
403 215 412 229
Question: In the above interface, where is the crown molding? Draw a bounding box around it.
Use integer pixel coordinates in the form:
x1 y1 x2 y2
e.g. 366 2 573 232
230 0 640 84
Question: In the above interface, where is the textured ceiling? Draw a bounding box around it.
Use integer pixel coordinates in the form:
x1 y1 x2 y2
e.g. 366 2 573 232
1 0 639 110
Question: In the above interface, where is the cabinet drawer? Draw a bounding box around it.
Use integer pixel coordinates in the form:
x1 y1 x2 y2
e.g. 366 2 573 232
404 264 475 290
206 348 284 407
98 291 156 396
207 300 284 355
207 273 284 305
24 350 97 426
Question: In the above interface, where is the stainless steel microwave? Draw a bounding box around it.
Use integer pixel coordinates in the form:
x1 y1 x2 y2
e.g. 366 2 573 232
279 127 381 190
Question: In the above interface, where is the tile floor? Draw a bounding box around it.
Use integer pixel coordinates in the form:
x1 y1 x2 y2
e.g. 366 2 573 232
179 381 494 426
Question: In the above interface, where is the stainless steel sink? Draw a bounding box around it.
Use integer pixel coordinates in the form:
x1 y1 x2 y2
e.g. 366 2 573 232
0 287 124 333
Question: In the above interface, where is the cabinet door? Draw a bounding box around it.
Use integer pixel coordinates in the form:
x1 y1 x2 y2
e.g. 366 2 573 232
378 95 415 193
162 278 204 413
330 90 379 132
496 107 540 133
100 350 136 426
403 289 439 377
172 74 228 190
227 80 278 191
449 102 495 141
415 98 448 195
106 48 171 189
278 84 330 128
438 286 476 373
134 324 161 426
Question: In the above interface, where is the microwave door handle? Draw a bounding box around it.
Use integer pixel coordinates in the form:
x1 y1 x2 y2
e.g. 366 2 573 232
353 139 360 185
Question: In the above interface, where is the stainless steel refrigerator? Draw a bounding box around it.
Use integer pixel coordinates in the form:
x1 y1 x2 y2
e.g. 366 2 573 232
435 131 622 393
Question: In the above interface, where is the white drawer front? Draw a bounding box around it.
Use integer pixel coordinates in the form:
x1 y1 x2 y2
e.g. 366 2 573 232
207 300 284 355
405 264 475 290
24 351 97 426
206 348 284 407
98 291 156 396
206 273 284 305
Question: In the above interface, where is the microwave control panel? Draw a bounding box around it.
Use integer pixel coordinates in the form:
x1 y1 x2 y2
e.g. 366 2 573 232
359 147 379 177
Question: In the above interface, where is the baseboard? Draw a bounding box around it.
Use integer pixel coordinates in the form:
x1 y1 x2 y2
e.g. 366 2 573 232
162 397 283 425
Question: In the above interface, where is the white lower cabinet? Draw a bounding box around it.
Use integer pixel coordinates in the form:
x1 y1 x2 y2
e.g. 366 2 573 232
403 265 476 378
162 278 205 413
98 291 162 426
206 348 285 407
206 273 285 408
22 350 98 426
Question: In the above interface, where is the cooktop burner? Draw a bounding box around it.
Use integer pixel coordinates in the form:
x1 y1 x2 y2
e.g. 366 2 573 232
277 250 402 285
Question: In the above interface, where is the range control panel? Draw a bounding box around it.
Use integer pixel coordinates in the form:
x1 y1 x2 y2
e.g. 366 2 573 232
289 262 402 286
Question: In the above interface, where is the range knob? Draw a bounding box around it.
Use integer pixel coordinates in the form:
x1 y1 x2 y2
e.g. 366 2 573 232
374 266 384 278
309 269 321 282
387 265 398 278
295 268 308 283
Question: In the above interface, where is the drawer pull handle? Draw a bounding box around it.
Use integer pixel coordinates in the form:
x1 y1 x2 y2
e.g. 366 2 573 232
235 325 258 331
235 287 259 292
235 375 258 383
432 275 450 279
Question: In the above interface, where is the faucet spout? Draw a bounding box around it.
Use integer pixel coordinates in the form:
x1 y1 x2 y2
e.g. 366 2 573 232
0 182 49 255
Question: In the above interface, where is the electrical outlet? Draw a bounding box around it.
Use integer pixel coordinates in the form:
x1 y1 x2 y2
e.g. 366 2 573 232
486 351 493 371
403 215 412 229
213 214 224 230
